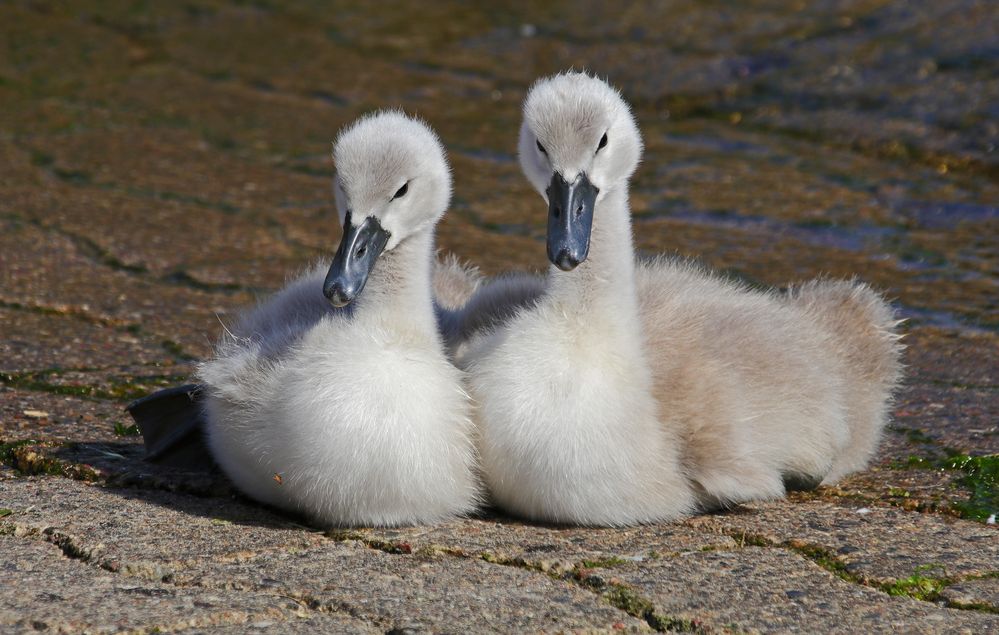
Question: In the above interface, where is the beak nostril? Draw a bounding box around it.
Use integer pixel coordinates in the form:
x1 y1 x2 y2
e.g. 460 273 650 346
554 249 579 272
553 206 561 219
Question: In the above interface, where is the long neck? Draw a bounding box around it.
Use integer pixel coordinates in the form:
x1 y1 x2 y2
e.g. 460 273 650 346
548 186 639 315
351 228 440 342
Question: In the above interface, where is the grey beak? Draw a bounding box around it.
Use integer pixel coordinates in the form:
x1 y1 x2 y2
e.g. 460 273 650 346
323 211 390 307
546 172 598 271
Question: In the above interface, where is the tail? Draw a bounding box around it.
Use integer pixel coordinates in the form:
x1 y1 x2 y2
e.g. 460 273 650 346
787 279 904 482
126 384 216 471
432 252 482 310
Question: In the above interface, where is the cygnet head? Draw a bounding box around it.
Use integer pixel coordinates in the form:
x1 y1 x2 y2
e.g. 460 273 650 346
324 111 452 307
518 72 643 271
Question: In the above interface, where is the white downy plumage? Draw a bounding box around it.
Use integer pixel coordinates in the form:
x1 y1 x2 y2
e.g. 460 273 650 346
457 72 902 524
198 112 481 527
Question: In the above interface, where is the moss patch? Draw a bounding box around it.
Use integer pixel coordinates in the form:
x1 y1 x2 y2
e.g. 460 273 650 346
891 425 937 446
0 440 100 481
731 531 771 548
785 540 860 584
0 439 39 463
113 421 141 436
325 529 414 555
945 599 999 614
604 584 704 633
160 339 196 361
579 556 628 569
889 451 998 522
879 569 947 601
0 369 189 402
941 454 999 522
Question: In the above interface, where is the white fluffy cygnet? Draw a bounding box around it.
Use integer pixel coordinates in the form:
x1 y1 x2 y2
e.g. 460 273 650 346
457 72 902 525
198 111 481 527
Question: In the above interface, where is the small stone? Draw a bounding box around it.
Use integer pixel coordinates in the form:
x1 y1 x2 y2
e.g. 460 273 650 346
22 410 49 419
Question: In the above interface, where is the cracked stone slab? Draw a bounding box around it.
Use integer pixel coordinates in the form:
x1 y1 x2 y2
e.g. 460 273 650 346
172 542 649 633
2 365 198 409
54 440 235 497
1 387 133 444
15 176 310 289
353 515 736 572
0 306 174 372
888 383 999 457
0 534 377 634
0 477 325 579
939 577 999 611
0 218 245 359
904 327 999 390
688 499 999 582
596 547 999 633
17 127 327 220
829 465 976 519
435 213 548 277
2 437 236 499
178 614 381 634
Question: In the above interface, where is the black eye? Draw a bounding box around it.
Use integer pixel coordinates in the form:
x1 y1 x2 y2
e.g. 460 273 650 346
597 133 608 153
356 244 366 257
536 139 548 156
392 182 409 199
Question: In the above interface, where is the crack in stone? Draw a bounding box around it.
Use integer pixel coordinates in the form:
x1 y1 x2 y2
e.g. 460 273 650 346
1 298 197 363
5 208 257 296
0 298 131 329
3 520 325 586
2 521 380 629
320 529 705 632
0 369 191 403
788 482 985 524
723 530 999 614
483 551 705 633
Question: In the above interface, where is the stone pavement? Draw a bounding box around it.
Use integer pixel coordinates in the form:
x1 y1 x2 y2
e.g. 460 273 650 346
1 1 996 632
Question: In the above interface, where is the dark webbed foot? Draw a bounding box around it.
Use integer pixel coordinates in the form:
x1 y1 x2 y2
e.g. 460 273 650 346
782 472 823 492
126 384 215 471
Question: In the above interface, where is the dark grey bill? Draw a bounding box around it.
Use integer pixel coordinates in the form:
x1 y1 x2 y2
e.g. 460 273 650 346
546 172 598 271
323 211 390 307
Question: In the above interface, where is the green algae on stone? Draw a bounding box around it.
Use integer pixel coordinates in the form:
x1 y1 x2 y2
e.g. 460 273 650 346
0 439 39 463
785 540 860 584
888 451 998 522
893 425 938 446
0 440 100 481
731 531 772 548
789 542 972 605
326 528 415 555
578 556 629 570
160 339 197 362
603 584 703 633
879 565 949 602
0 369 189 402
941 454 999 522
113 421 141 437
29 149 54 167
